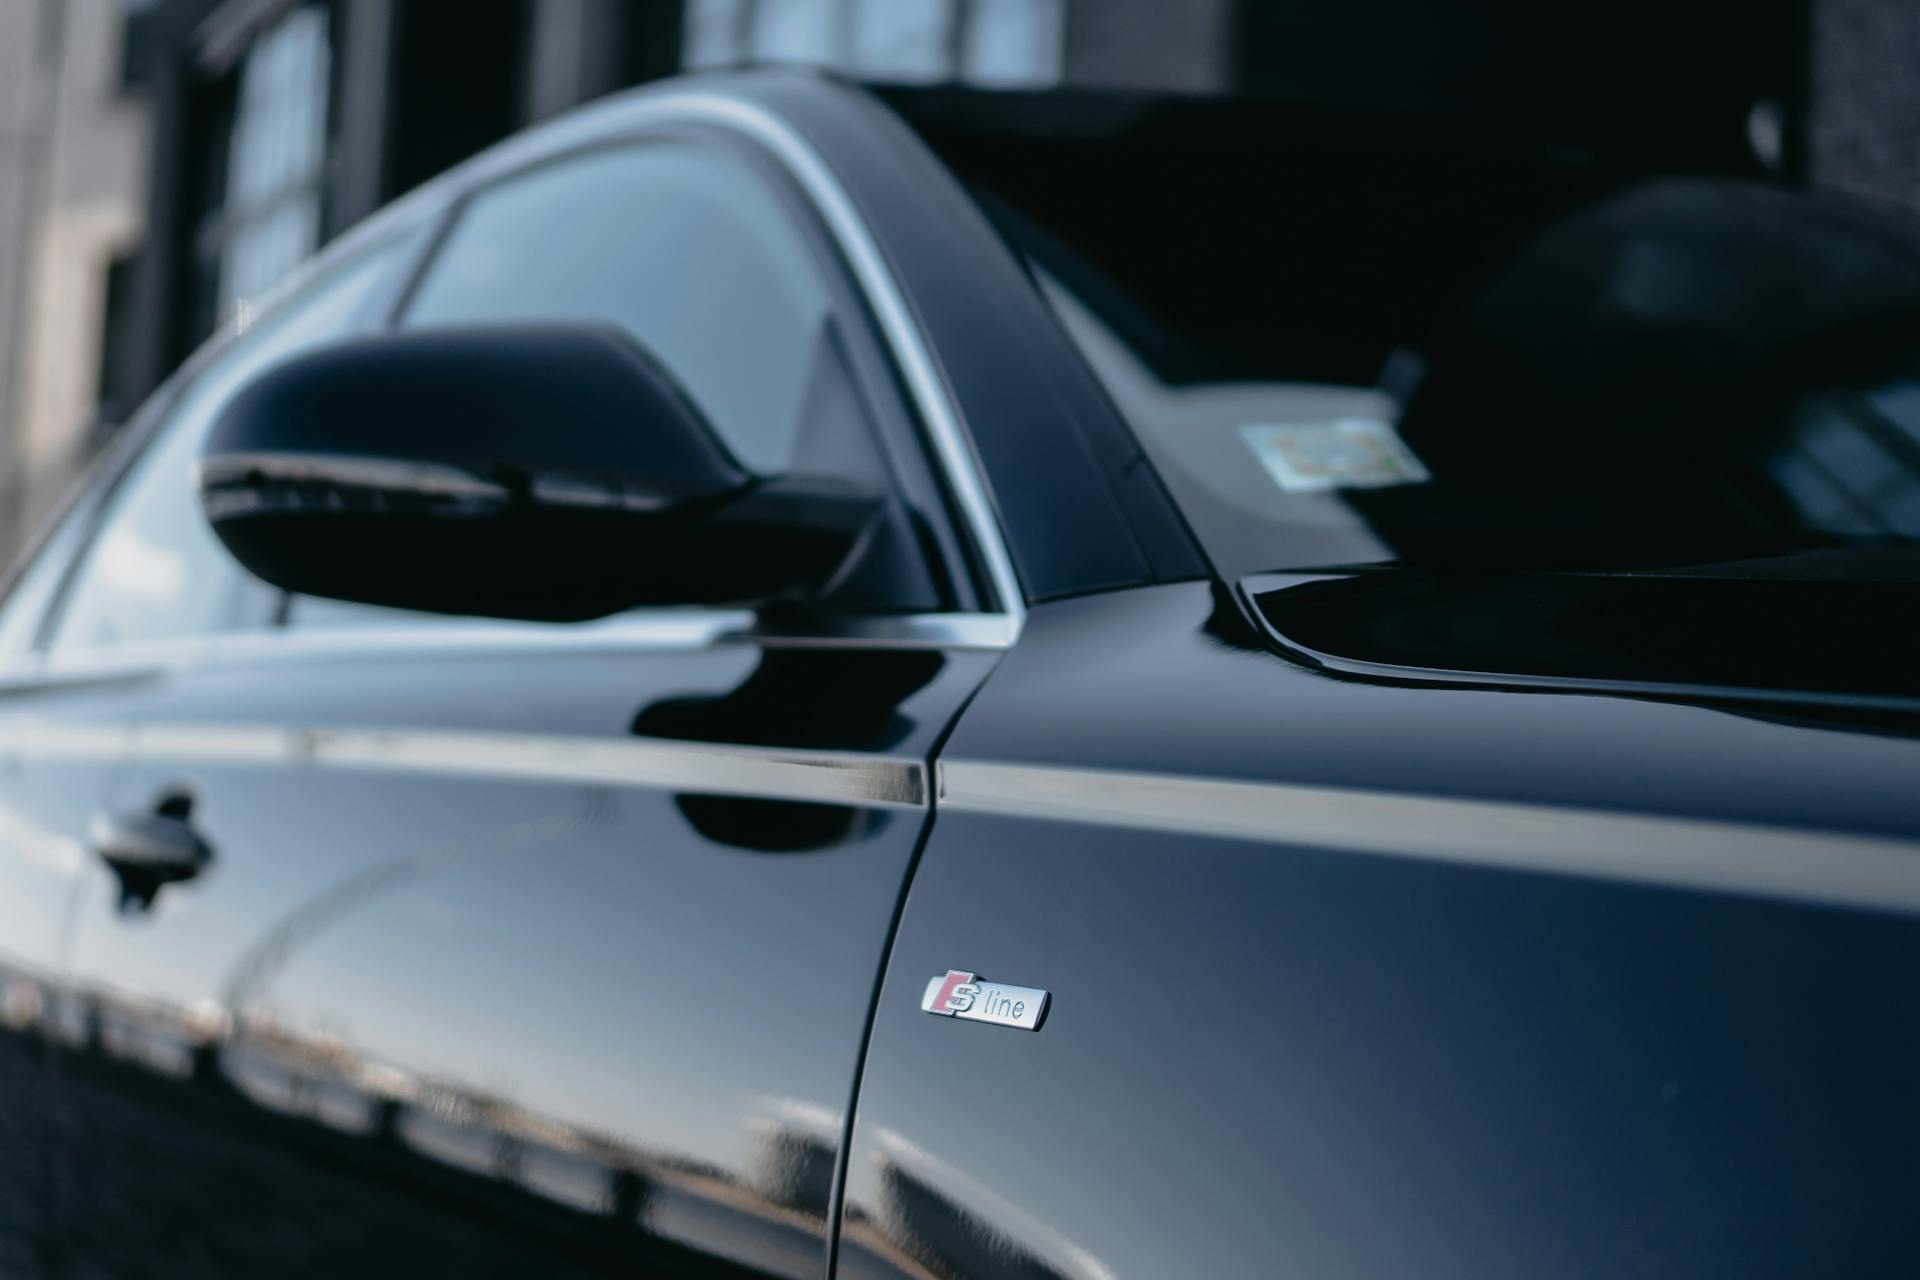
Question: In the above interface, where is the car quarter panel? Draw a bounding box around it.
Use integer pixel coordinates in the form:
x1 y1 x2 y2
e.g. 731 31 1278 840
39 636 994 1277
838 581 1920 1279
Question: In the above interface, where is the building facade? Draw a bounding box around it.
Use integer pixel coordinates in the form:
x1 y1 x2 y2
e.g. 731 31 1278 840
122 0 1236 409
0 0 152 562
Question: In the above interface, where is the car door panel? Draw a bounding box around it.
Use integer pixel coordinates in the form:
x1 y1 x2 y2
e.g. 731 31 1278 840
55 638 995 1276
0 217 439 1271
16 81 1020 1276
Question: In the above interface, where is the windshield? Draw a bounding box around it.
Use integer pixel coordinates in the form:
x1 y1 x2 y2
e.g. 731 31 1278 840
957 110 1920 587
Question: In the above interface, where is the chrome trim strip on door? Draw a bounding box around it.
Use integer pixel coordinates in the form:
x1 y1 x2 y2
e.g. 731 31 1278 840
0 719 926 809
937 760 1920 918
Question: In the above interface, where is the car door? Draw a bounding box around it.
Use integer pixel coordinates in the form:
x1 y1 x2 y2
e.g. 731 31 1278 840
50 120 1006 1279
0 232 414 1274
0 425 149 1276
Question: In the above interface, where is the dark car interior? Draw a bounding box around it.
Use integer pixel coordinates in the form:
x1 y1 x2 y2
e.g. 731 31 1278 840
891 91 1920 705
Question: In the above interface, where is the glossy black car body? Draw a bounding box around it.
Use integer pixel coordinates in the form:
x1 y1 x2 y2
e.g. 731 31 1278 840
2 70 1919 1279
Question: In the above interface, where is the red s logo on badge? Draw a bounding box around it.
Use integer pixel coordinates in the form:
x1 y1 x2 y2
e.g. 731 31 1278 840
929 969 978 1015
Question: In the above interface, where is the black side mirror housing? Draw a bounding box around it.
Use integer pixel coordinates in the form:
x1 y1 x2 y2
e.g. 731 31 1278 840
199 327 882 621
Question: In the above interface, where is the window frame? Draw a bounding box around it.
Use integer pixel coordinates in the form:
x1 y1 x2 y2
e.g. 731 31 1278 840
379 120 985 614
0 88 1024 696
0 375 185 662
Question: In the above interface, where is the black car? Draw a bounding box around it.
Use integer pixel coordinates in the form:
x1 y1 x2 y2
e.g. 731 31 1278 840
2 70 1919 1278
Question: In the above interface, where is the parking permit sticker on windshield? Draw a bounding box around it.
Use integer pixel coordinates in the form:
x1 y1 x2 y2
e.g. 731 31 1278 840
1240 419 1431 493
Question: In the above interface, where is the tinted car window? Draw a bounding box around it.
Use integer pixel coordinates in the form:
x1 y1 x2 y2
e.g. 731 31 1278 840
401 139 835 475
47 241 403 653
962 116 1920 586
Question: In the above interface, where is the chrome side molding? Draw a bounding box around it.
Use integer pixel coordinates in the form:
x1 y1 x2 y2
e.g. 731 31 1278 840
0 718 927 809
938 759 1920 918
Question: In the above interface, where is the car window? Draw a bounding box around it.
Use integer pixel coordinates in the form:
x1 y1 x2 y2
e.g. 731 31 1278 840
967 129 1920 590
400 139 835 475
0 462 121 660
46 240 405 655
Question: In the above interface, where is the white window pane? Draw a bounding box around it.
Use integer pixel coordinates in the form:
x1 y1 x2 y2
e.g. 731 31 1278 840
751 0 839 65
683 0 745 68
218 4 329 314
283 8 330 182
850 0 951 83
962 0 1064 88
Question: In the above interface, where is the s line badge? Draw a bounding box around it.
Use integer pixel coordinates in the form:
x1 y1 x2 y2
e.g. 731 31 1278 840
921 970 1049 1031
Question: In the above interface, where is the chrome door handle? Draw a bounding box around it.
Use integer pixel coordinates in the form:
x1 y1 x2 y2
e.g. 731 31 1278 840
88 791 213 912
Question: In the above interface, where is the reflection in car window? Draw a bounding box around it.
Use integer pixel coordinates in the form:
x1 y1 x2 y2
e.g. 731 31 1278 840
401 139 835 475
47 241 403 653
0 461 123 659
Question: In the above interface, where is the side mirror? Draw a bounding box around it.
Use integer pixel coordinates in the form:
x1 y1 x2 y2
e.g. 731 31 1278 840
199 327 880 621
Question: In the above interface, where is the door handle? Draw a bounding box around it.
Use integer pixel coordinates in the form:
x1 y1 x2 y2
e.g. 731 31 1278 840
88 791 213 912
